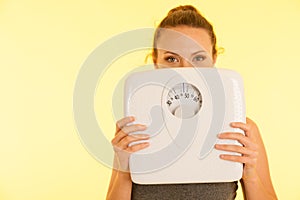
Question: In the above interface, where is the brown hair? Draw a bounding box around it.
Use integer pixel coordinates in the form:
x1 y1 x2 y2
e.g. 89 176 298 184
152 5 217 63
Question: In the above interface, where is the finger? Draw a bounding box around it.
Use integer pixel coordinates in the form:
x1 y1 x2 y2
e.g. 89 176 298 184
116 116 135 133
230 122 250 132
117 134 150 149
215 144 255 156
126 142 150 153
218 132 253 148
219 154 257 166
112 124 147 145
219 154 249 163
122 124 147 135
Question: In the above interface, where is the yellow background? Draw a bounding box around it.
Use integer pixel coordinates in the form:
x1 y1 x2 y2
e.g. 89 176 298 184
1 0 300 199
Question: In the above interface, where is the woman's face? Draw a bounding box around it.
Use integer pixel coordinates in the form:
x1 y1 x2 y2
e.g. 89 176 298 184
155 25 216 68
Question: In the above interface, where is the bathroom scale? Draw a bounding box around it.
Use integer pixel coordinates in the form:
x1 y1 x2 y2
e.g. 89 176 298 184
124 67 246 184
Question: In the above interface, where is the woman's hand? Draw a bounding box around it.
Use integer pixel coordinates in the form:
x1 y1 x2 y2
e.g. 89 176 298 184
214 117 262 180
111 116 150 172
215 117 277 199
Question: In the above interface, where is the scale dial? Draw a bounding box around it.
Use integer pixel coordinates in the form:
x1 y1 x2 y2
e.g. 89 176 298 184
166 83 202 118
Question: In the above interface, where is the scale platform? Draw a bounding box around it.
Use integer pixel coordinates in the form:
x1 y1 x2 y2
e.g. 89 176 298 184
124 67 245 184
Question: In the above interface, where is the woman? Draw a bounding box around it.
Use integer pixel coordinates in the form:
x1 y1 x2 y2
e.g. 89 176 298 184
106 5 277 200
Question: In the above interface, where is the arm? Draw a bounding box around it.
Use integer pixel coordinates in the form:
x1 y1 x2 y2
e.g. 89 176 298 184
106 163 132 200
215 117 277 200
106 116 149 200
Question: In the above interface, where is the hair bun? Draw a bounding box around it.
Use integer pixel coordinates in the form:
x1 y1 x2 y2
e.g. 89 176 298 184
168 5 198 15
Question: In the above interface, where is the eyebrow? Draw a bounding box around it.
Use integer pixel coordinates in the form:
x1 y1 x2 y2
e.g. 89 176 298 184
163 50 207 56
163 51 180 56
191 50 207 56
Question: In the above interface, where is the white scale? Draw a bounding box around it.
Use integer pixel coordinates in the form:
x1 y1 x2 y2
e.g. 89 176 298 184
124 67 246 184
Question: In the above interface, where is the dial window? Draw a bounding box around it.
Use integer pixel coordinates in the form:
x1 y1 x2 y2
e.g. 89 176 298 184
166 83 202 118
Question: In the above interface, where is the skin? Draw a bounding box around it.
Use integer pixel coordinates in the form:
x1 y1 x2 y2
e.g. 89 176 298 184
106 25 277 200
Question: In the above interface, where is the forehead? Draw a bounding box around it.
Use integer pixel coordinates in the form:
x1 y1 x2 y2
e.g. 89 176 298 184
156 26 212 54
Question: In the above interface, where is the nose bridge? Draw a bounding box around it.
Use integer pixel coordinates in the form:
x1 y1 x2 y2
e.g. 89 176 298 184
181 57 192 67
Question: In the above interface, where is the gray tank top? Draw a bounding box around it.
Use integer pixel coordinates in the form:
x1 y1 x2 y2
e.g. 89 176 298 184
131 182 238 200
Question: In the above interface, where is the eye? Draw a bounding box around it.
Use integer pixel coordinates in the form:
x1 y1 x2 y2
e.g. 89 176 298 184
165 56 179 63
192 55 206 62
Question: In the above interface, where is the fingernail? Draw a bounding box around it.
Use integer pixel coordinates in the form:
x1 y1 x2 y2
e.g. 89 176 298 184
140 125 147 129
230 122 236 126
144 142 150 146
138 134 150 138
